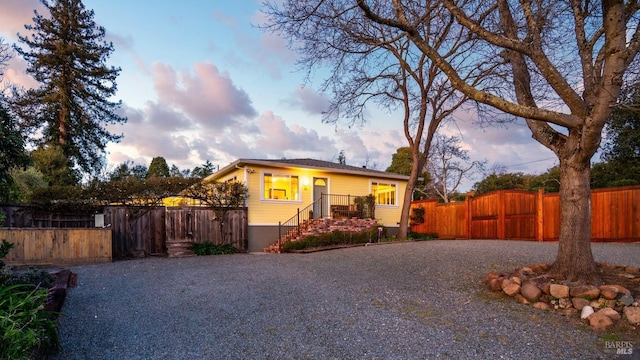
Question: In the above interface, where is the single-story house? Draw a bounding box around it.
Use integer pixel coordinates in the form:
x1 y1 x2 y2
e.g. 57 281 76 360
204 158 411 252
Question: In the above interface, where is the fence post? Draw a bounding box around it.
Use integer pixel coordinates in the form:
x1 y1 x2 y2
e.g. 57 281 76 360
536 188 544 241
498 191 506 240
296 208 300 236
465 195 471 239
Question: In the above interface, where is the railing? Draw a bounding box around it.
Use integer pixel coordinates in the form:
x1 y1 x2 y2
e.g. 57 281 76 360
277 193 375 248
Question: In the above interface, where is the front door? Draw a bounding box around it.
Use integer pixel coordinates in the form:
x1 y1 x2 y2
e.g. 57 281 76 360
313 177 328 218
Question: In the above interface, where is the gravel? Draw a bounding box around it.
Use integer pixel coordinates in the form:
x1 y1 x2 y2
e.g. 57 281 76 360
51 240 640 360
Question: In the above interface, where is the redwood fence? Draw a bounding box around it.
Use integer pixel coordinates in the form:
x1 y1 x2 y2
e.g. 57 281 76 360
410 185 640 242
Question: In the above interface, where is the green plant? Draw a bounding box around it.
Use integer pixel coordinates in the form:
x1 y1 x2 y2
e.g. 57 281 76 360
354 194 375 218
410 206 425 224
281 227 381 252
0 240 14 269
1 268 55 288
0 212 5 227
190 241 237 256
408 232 438 241
0 284 61 359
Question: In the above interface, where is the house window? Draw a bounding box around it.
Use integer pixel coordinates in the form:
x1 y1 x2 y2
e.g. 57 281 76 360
263 173 300 201
372 181 397 206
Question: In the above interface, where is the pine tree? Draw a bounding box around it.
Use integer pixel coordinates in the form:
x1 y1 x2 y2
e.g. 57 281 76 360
0 103 30 202
147 157 170 178
13 0 126 177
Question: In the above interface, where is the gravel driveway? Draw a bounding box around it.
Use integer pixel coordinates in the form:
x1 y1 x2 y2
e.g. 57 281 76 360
52 240 640 360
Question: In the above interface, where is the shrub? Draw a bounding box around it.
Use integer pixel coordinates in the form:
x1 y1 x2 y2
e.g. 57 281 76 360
0 240 14 269
0 284 61 359
190 241 237 256
1 268 55 288
281 227 381 252
408 232 438 241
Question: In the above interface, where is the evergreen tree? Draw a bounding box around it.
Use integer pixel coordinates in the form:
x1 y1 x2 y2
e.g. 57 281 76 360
13 0 126 177
147 157 170 178
190 160 216 178
31 145 80 186
0 104 30 202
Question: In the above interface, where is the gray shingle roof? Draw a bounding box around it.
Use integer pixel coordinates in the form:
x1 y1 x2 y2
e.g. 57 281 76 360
211 158 409 181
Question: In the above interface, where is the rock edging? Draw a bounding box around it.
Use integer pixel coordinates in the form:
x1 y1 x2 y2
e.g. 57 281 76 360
483 263 640 331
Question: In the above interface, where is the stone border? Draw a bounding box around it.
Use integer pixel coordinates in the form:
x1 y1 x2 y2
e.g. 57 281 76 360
482 263 640 331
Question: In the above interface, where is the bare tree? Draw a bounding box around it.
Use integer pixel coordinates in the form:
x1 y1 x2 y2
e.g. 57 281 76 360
356 0 640 282
0 37 11 82
263 1 484 239
426 134 484 202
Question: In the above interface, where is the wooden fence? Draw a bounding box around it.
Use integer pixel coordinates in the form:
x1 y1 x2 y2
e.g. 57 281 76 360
1 228 112 267
106 206 248 258
1 205 248 261
410 185 640 242
0 204 95 228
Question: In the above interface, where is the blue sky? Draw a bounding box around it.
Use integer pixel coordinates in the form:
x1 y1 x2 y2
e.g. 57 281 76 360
0 0 560 190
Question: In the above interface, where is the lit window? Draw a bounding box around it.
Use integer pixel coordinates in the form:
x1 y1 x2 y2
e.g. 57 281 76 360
372 181 397 205
263 173 300 201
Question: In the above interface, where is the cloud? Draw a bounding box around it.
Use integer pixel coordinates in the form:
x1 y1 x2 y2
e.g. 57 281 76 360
253 111 336 155
152 62 257 129
287 85 330 115
0 0 45 42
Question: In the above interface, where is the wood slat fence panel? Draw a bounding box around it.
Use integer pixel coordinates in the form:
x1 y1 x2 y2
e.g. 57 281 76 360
410 185 640 242
1 228 112 266
436 202 467 239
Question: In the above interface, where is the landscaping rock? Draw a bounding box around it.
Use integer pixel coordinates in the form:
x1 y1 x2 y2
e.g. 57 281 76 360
624 266 639 273
571 297 590 311
558 308 579 316
598 307 621 321
580 306 594 319
569 285 600 300
509 276 522 286
533 302 550 310
503 283 521 297
489 278 503 291
520 282 542 302
514 294 529 305
588 311 614 330
599 285 619 300
618 293 635 306
501 278 512 290
539 294 552 304
482 272 500 284
599 285 631 300
550 284 570 299
558 297 573 309
623 306 640 325
538 282 551 295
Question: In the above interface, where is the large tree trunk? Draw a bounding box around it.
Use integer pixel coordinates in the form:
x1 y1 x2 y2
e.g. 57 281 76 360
549 158 600 284
398 164 421 239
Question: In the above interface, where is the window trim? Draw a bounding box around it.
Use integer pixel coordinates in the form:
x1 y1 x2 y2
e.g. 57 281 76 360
371 180 399 207
261 171 302 203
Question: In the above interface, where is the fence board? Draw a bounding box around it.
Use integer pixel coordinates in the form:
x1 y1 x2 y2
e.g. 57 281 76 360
1 229 112 266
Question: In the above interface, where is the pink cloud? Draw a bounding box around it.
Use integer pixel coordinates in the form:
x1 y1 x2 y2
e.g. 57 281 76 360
254 111 335 153
0 0 45 42
152 62 257 129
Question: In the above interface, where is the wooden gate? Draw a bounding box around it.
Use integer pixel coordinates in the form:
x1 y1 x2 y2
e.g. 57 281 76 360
108 206 248 258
